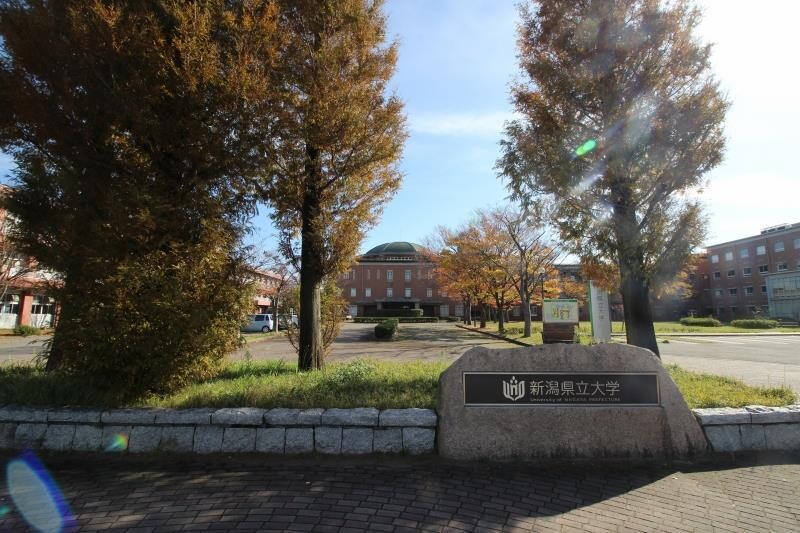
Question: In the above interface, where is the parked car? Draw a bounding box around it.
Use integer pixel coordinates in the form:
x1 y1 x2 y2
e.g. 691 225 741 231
277 314 299 329
242 313 274 333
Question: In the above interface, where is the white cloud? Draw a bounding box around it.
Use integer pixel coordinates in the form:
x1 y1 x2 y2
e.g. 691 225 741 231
409 111 517 137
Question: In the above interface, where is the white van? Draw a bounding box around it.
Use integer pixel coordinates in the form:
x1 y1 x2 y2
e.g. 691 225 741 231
242 313 274 333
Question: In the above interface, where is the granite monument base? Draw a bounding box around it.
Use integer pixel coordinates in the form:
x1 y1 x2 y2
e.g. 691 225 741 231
437 344 708 462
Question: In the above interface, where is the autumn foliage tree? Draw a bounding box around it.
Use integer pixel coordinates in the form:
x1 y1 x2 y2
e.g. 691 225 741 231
498 0 728 355
263 0 406 370
0 1 281 397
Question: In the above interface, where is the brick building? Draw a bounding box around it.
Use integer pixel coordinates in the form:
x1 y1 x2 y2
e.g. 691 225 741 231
248 268 288 314
706 222 800 320
339 242 461 317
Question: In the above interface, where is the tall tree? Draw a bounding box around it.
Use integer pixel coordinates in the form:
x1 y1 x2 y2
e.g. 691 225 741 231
0 0 281 396
483 204 562 337
264 0 406 370
498 0 728 355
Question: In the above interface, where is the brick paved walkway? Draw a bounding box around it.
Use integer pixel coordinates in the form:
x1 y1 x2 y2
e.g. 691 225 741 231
1 455 799 532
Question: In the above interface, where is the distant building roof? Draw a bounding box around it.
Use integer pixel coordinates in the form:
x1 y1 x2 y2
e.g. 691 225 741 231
359 242 429 263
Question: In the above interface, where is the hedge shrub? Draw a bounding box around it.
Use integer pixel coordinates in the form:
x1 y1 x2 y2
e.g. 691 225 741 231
13 325 40 337
730 319 778 329
374 318 399 340
355 317 438 323
365 308 423 318
679 317 722 327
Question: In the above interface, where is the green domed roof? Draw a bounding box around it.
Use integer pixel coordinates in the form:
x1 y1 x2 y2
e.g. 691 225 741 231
363 241 425 256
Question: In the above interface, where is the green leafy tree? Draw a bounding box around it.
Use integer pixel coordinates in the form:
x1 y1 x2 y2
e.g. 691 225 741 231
0 0 280 397
263 0 406 370
498 0 728 355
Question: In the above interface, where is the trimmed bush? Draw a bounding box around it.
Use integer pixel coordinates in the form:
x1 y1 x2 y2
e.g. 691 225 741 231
355 317 438 323
13 325 40 337
366 308 423 318
730 319 778 329
374 318 399 339
446 316 461 322
679 317 722 327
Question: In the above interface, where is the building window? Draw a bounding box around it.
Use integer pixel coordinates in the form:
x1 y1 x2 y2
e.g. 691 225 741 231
724 251 733 261
513 307 520 317
739 248 749 259
714 289 723 297
713 271 721 279
343 271 350 280
775 241 785 252
365 288 371 297
777 262 788 272
727 269 735 278
728 288 737 296
0 294 20 314
711 254 719 263
386 288 393 297
351 269 356 280
426 288 433 298
440 289 448 297
367 270 371 280
745 286 754 295
439 305 449 317
386 270 393 281
427 269 433 279
404 269 412 282
742 267 752 277
350 288 356 297
761 285 767 294
759 265 769 274
417 269 422 280
404 288 411 298
795 238 800 250
757 245 766 255
730 306 738 314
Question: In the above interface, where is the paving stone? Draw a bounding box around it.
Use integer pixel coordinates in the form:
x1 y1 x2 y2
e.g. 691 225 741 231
129 426 163 453
265 408 302 426
285 428 314 454
101 409 156 424
379 409 437 427
154 408 215 425
765 424 800 450
212 408 266 426
342 428 373 454
0 423 16 449
745 406 800 424
692 408 751 425
321 408 379 426
373 428 403 453
193 426 224 454
314 427 342 454
14 423 47 448
0 406 48 423
47 409 102 424
403 427 435 455
256 427 285 453
740 424 767 450
102 425 133 452
298 408 325 425
159 426 195 453
221 428 256 452
43 424 76 451
72 425 102 452
704 425 742 453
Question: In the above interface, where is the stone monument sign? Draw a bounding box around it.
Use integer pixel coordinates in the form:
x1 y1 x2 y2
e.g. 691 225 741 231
437 344 708 462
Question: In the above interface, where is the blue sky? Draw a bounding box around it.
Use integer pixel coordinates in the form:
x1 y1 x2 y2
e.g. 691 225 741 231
2 0 798 252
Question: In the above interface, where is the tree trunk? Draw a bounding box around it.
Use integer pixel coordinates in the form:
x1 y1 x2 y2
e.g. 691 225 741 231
620 268 659 355
480 303 487 328
467 300 472 326
273 295 279 333
298 146 325 371
495 295 505 334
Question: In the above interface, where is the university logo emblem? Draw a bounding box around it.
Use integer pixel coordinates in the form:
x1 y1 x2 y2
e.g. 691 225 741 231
502 376 525 401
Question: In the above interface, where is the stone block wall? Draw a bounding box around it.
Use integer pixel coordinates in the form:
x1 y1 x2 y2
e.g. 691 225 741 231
693 405 800 452
0 406 437 456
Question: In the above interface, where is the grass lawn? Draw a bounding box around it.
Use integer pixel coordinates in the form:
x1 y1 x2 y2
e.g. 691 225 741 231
469 320 800 339
0 359 794 410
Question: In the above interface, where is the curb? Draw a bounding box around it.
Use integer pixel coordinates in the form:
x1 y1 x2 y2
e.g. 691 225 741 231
611 332 800 337
455 324 533 347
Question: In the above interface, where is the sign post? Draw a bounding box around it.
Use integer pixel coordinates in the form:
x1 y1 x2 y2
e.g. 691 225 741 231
542 299 579 344
587 280 611 343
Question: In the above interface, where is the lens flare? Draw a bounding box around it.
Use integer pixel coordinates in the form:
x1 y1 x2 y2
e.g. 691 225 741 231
575 139 597 157
5 451 74 533
105 433 128 452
